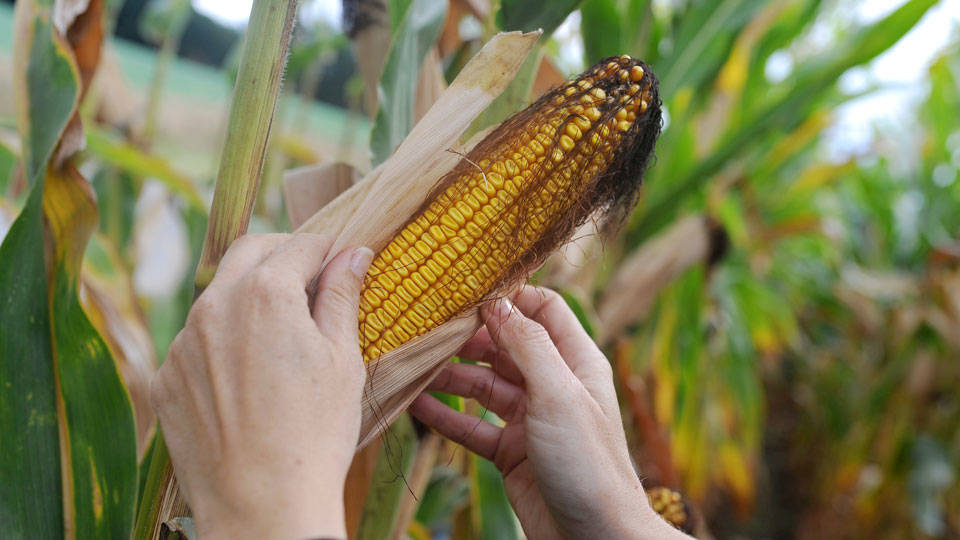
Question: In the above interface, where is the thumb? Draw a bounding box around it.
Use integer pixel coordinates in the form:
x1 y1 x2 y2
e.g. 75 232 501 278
313 246 373 344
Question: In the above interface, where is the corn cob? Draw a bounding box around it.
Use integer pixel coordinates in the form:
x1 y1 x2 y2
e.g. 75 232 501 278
358 55 662 361
646 487 692 533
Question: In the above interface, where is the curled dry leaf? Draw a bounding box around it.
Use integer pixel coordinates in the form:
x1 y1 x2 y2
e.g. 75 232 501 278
596 214 720 346
345 0 390 117
53 0 91 35
56 0 105 166
415 47 447 123
283 162 360 230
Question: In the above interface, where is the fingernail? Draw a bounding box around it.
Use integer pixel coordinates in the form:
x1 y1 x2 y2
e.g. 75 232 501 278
350 247 374 277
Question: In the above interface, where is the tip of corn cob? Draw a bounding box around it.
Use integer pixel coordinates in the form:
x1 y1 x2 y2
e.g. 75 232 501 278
358 54 662 361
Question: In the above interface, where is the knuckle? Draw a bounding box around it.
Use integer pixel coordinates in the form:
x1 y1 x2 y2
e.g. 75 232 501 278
224 233 264 258
468 373 494 400
511 317 551 346
244 265 280 291
324 282 358 310
187 293 218 323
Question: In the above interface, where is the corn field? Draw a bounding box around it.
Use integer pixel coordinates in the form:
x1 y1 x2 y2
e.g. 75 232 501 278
0 0 958 538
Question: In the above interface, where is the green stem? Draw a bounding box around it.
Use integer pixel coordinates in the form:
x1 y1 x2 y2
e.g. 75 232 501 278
141 0 191 149
194 0 300 291
132 430 171 540
133 2 299 537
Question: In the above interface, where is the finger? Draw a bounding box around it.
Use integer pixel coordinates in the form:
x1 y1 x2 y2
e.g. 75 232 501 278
426 363 525 422
256 233 337 288
510 286 608 376
209 233 289 290
313 246 373 340
510 286 618 412
481 298 578 398
408 394 501 461
456 328 524 385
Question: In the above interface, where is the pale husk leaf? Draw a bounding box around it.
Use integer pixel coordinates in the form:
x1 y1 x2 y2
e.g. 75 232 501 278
358 313 480 448
414 47 447 122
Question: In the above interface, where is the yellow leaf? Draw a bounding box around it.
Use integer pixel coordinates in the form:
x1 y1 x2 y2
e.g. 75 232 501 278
717 442 755 513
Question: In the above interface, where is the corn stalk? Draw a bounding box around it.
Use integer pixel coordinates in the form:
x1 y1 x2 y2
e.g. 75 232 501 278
192 0 299 292
133 0 299 537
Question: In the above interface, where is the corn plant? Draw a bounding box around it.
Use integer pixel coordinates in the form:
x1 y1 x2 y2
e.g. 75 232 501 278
1 0 957 538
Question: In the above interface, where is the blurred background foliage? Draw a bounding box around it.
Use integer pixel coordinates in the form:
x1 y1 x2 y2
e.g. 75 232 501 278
1 0 958 537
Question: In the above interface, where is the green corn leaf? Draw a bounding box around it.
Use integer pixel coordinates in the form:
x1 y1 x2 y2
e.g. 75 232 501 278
624 0 653 57
356 414 420 540
560 290 596 339
369 0 447 166
469 415 519 540
579 0 653 63
0 175 62 539
1 3 137 537
84 126 205 212
497 0 582 38
654 0 766 97
0 141 16 197
415 466 469 529
1 9 78 537
630 0 938 243
580 0 622 63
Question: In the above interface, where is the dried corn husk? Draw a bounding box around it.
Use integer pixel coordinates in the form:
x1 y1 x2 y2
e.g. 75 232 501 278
296 31 540 447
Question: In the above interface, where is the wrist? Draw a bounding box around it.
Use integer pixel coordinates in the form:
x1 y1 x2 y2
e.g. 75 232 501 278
194 478 347 540
199 502 346 540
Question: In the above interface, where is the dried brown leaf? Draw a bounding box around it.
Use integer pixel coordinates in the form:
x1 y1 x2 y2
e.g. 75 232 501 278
414 47 447 122
282 162 359 229
596 214 714 346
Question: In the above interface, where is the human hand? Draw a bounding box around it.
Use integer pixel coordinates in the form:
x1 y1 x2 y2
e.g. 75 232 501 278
150 233 373 539
409 286 689 539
